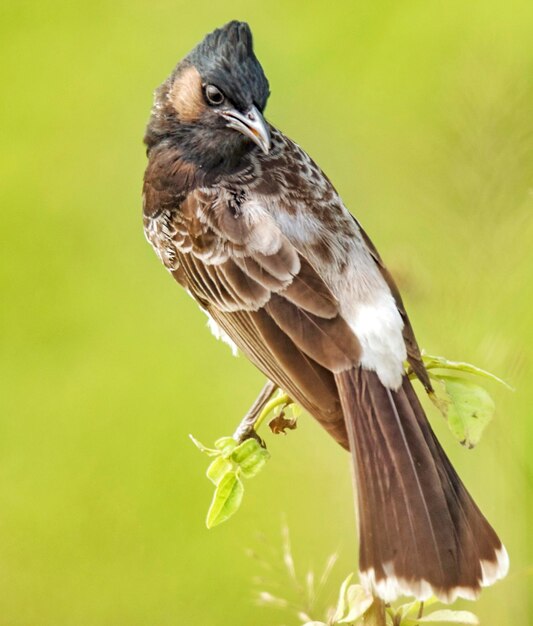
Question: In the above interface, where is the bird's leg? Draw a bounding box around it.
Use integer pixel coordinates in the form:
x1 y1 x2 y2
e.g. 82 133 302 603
233 380 279 444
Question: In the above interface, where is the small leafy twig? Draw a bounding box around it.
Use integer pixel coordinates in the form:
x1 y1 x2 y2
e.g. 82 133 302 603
191 353 510 527
408 353 511 448
420 354 513 390
190 390 301 527
189 435 270 527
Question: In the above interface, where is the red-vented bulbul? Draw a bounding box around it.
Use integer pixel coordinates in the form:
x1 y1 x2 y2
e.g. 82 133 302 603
142 20 508 602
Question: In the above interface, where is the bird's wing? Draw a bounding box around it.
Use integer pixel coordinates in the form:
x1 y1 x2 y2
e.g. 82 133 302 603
144 185 360 442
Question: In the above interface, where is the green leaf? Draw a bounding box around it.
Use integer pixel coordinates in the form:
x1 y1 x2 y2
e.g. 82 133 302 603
214 436 237 456
230 438 260 463
206 470 244 528
416 609 479 624
193 431 271 527
206 456 232 485
400 597 439 619
285 403 303 419
422 354 512 390
338 584 373 623
231 438 270 478
189 434 219 457
394 599 419 620
332 573 353 621
438 375 495 448
239 450 270 478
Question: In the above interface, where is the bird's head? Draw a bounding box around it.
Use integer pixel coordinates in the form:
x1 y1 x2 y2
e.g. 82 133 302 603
145 21 271 171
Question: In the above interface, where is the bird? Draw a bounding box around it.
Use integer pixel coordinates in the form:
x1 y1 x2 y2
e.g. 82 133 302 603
142 20 508 603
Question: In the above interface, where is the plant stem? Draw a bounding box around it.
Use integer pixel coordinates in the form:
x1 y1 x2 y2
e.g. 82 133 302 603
364 597 386 626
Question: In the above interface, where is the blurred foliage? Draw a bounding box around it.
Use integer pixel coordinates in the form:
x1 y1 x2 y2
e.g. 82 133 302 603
252 526 480 625
0 0 532 624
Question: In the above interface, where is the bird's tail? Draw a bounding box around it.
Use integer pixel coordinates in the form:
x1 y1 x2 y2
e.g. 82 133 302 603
334 368 508 603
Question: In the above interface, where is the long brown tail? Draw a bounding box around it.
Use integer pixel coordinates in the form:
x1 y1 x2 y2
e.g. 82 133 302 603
335 368 508 602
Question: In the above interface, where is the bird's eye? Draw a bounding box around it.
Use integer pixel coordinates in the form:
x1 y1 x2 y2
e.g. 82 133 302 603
204 84 225 106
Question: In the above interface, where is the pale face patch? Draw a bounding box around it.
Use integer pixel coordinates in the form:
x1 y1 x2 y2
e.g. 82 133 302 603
169 65 205 123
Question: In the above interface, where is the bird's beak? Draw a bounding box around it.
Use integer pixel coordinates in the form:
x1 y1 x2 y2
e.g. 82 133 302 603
221 105 271 154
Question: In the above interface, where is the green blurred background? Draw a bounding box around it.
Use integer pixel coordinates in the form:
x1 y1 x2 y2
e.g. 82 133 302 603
1 0 532 624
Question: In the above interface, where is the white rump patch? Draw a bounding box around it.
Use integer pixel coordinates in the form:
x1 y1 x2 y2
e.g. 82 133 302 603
204 311 238 356
360 543 509 603
348 292 406 389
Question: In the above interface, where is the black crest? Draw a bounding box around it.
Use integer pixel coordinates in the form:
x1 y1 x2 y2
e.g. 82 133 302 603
186 21 270 112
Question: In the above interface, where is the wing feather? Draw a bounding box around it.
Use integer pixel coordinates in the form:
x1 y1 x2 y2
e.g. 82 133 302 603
145 187 359 445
